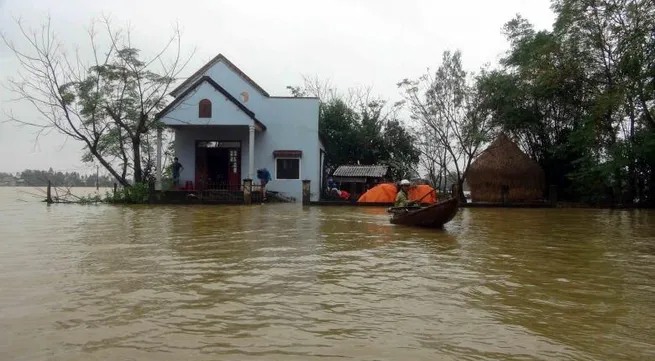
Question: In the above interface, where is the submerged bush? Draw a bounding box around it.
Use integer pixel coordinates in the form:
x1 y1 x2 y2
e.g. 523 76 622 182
78 194 103 204
105 182 151 204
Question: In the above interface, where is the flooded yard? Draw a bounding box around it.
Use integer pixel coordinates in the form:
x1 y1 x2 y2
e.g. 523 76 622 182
0 188 654 361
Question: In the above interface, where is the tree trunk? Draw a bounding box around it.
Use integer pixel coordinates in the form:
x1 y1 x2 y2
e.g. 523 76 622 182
626 98 637 204
90 148 130 187
132 136 142 183
457 178 466 203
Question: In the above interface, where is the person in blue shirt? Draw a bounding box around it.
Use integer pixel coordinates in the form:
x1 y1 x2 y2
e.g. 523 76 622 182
256 168 272 201
327 177 341 197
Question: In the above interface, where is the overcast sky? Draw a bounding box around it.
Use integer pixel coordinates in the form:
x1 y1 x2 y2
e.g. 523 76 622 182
0 0 554 174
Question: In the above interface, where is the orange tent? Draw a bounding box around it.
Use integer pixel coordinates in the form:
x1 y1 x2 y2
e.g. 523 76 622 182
357 183 398 203
357 183 438 204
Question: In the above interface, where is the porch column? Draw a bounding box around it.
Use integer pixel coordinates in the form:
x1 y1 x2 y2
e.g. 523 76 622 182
155 127 162 190
248 125 255 179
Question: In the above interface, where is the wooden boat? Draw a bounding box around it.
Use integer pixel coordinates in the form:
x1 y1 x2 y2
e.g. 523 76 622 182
387 197 460 228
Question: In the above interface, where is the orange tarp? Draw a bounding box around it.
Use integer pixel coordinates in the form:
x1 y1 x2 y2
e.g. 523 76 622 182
357 183 398 203
357 183 438 204
409 184 438 204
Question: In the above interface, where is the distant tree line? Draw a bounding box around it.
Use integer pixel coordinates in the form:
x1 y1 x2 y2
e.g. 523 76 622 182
0 169 115 187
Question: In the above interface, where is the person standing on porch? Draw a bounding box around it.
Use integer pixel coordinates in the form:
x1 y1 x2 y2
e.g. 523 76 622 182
171 157 184 188
257 168 271 201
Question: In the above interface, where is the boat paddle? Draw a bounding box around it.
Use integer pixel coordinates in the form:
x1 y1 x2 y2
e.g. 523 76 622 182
411 188 437 206
388 187 436 213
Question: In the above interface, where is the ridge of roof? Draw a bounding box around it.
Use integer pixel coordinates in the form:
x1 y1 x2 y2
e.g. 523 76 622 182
170 53 270 98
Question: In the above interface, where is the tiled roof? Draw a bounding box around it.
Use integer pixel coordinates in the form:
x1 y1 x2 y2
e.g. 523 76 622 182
333 165 389 178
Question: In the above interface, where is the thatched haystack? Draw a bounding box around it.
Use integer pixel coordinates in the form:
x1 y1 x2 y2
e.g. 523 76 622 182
468 133 545 203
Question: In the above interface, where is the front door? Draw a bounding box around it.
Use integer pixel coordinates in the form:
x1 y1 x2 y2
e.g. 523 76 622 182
227 148 241 190
195 141 241 190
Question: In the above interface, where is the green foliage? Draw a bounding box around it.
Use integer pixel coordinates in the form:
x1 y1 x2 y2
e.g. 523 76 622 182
291 83 420 179
380 118 421 179
77 194 104 204
319 99 362 170
319 99 420 179
4 17 182 188
74 46 174 185
104 182 151 204
477 0 655 205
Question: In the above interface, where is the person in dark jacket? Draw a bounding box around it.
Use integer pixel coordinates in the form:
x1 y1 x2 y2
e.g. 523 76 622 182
171 157 184 187
256 168 272 201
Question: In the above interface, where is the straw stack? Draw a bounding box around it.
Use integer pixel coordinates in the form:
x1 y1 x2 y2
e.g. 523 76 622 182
468 133 545 202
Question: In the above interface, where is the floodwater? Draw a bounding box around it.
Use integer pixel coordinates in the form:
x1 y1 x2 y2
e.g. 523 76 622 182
1 187 654 361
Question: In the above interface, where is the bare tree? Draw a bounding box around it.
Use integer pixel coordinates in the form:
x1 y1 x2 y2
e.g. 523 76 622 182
1 15 193 186
287 74 379 110
412 125 449 191
398 50 494 200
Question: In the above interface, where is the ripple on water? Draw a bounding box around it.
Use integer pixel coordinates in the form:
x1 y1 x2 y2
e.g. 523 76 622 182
0 198 654 361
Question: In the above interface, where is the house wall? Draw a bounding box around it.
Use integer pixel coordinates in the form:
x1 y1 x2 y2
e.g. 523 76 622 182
161 81 254 126
164 60 321 201
254 97 320 202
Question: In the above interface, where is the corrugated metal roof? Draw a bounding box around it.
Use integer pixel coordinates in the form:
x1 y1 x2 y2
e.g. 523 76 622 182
332 165 389 178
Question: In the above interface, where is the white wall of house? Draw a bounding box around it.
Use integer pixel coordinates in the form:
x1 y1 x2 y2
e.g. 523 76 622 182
161 82 254 126
161 57 321 201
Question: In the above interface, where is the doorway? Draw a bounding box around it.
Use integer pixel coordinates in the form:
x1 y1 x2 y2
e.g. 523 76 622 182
195 141 241 190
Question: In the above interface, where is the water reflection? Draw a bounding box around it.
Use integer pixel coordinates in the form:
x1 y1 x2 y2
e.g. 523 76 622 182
0 189 654 361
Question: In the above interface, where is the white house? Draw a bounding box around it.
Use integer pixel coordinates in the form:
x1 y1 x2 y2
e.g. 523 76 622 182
155 54 324 201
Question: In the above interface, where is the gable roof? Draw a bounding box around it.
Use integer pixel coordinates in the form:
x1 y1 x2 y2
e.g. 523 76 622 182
333 165 389 178
170 54 270 98
156 75 267 130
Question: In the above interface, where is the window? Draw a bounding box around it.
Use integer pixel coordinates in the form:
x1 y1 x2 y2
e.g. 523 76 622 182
276 158 300 180
199 99 212 118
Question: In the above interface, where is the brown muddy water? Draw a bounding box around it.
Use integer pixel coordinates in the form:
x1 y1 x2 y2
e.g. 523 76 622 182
0 187 654 361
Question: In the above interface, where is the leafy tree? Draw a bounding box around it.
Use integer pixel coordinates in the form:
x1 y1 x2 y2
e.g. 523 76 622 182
2 16 191 187
477 0 655 205
472 1 655 204
319 98 363 173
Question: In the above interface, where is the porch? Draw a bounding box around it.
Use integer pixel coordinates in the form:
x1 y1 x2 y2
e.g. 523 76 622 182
154 124 263 192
